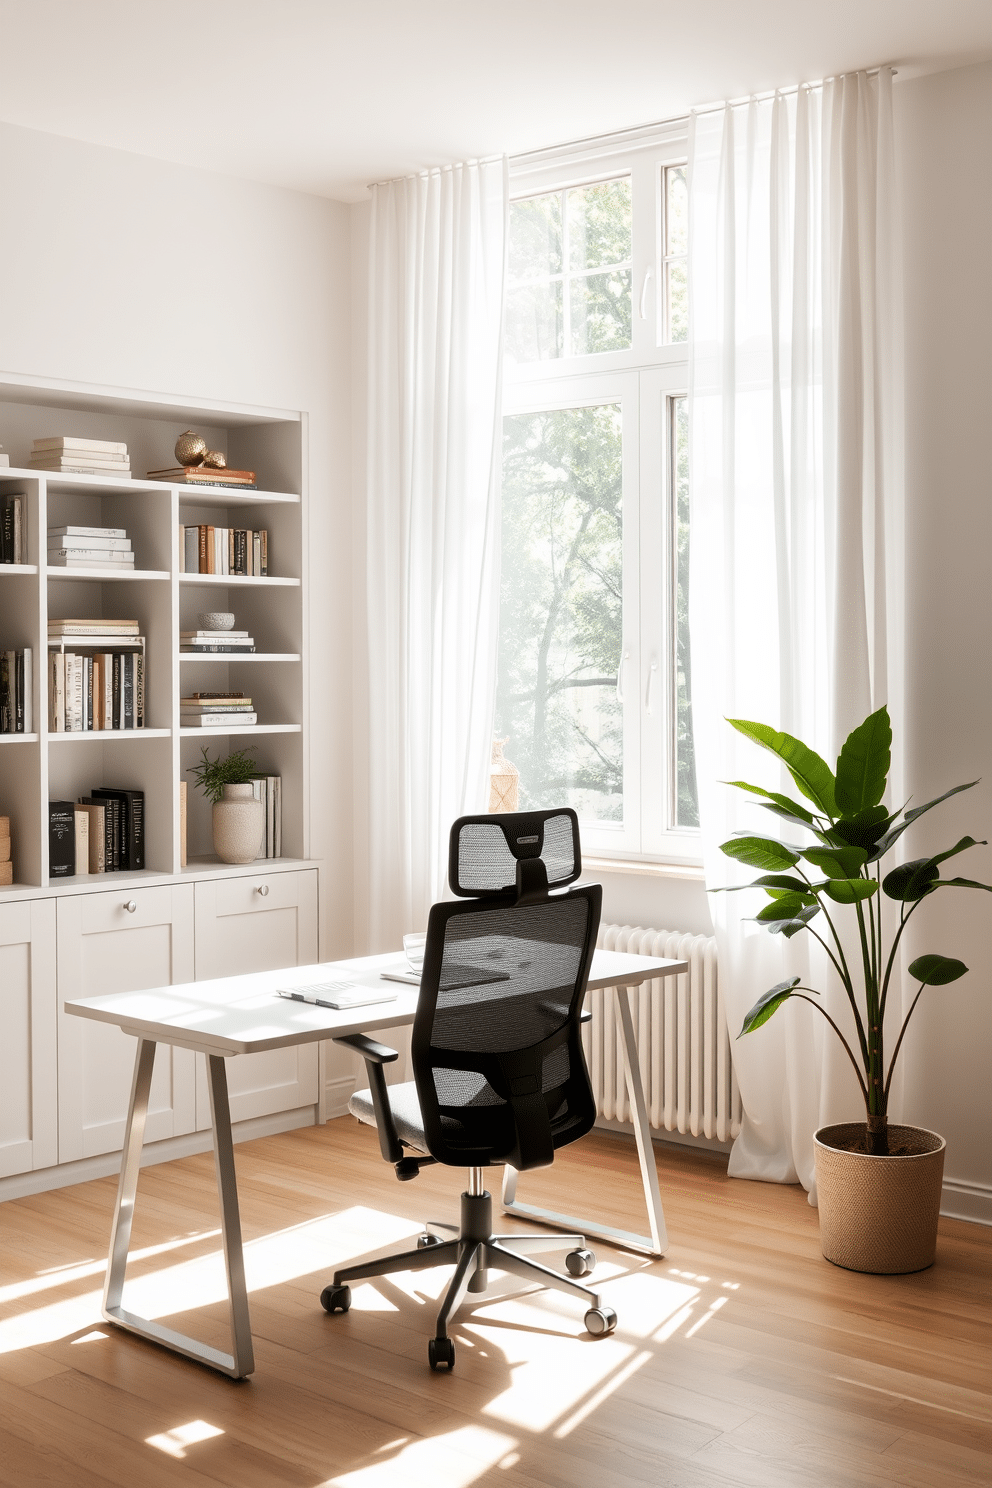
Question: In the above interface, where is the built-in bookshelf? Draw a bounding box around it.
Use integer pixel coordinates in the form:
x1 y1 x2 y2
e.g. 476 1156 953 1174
0 374 310 891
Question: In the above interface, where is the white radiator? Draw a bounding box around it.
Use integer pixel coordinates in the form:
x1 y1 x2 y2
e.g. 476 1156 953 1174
586 924 742 1144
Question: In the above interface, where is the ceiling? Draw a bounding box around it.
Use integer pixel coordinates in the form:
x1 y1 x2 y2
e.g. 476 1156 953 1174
1 1 990 202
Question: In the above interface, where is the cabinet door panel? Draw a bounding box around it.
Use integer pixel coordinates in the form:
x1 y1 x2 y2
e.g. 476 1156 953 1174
0 899 57 1176
194 870 318 1126
57 885 195 1161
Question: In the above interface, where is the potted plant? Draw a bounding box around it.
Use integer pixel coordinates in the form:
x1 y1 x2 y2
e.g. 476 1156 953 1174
719 706 988 1273
187 744 263 864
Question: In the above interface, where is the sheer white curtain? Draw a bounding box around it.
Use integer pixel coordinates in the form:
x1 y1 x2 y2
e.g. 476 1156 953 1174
366 159 508 951
688 72 904 1199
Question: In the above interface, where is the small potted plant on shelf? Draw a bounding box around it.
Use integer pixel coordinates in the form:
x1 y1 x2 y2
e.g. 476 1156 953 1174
187 744 263 865
718 706 989 1273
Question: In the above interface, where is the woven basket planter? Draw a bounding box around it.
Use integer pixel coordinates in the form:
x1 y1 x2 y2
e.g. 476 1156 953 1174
813 1123 946 1274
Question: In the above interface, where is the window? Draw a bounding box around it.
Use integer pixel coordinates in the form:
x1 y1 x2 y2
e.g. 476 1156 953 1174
496 129 699 863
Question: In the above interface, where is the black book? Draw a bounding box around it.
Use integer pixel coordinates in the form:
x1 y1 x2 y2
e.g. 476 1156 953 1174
14 650 24 733
0 651 9 732
90 787 144 871
49 801 76 877
109 796 121 870
122 653 134 728
135 653 144 728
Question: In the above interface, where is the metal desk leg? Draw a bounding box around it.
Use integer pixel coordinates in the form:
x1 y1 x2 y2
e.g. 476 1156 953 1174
501 985 669 1258
102 1039 255 1378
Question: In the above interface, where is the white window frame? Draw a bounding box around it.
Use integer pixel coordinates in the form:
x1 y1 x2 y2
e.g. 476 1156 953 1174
505 121 700 867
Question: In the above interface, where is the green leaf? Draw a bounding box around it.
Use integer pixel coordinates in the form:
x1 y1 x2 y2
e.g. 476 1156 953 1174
739 977 803 1035
822 877 879 904
801 844 868 879
835 707 892 815
908 954 968 986
932 835 986 867
719 836 801 872
755 894 809 922
933 876 992 892
727 718 837 817
833 805 894 852
882 858 939 902
767 905 821 937
873 781 980 859
725 780 816 824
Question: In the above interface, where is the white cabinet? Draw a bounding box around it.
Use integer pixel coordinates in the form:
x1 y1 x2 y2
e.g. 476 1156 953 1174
0 898 57 1176
57 884 196 1161
193 869 318 1125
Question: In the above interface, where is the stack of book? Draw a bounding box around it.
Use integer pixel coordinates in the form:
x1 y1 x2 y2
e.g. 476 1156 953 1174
180 628 255 655
180 692 257 729
28 437 131 478
148 465 257 491
251 775 282 858
179 525 268 575
50 788 145 876
48 524 135 571
1 495 26 563
0 648 33 733
0 815 11 888
48 619 144 731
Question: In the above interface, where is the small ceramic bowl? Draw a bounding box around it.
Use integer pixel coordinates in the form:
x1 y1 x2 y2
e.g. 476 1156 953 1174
198 612 235 631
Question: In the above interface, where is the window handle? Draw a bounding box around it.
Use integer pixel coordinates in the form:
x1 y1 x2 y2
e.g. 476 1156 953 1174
645 660 658 716
616 651 630 704
639 269 653 320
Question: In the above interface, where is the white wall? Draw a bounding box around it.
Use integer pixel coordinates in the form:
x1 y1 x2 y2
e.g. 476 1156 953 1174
0 120 354 958
895 63 992 1221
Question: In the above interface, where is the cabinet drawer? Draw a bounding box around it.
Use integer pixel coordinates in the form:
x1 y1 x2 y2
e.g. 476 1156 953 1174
0 899 57 1176
210 870 306 921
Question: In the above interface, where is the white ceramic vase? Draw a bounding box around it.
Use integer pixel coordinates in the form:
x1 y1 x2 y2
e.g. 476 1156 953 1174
212 783 264 864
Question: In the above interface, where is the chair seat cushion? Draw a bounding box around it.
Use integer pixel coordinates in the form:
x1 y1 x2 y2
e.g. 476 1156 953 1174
349 1082 428 1152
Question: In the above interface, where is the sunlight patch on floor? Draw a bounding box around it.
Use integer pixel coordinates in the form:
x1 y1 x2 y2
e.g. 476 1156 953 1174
145 1419 224 1459
0 1230 220 1306
321 1424 516 1488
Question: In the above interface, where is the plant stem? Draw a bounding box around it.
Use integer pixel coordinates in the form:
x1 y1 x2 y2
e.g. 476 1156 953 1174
790 993 870 1105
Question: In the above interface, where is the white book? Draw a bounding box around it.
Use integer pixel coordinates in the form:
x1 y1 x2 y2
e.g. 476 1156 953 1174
272 775 282 857
252 778 267 859
48 535 132 553
33 437 128 455
48 556 136 570
50 651 65 732
180 630 250 640
66 654 82 732
30 457 131 469
29 463 131 477
23 648 32 733
180 712 257 727
73 807 90 876
101 652 114 731
266 775 275 859
49 524 127 539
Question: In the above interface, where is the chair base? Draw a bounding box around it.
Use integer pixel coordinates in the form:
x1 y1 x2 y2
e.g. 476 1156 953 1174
321 1188 617 1369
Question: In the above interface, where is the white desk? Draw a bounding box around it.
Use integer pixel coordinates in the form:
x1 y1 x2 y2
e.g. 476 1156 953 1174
67 946 687 1378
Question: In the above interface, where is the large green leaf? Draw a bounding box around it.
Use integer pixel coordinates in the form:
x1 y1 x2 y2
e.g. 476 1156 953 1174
932 835 986 866
872 781 980 859
882 857 939 902
802 844 868 879
835 707 892 816
755 894 810 922
719 836 801 872
933 877 992 893
822 877 879 904
725 780 816 825
908 954 968 986
767 905 821 937
739 977 803 1035
727 719 837 817
833 805 894 852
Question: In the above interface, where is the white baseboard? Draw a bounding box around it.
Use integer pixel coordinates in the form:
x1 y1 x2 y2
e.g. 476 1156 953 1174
941 1177 992 1225
0 1105 318 1203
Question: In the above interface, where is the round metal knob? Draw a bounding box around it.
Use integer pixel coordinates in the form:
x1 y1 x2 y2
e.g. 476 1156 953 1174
255 883 269 897
123 900 137 913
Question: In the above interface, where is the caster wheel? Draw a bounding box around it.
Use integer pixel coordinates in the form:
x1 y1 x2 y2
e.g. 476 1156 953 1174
428 1336 455 1371
584 1305 617 1337
566 1247 596 1277
320 1284 351 1314
417 1233 443 1249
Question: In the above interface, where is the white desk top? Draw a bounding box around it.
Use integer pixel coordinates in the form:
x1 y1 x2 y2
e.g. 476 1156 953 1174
64 947 688 1057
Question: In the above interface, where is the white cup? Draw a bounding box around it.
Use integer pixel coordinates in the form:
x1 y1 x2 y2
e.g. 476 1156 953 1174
403 932 428 975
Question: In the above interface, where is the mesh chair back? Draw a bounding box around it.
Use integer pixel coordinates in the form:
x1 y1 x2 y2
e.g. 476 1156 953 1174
411 881 602 1171
449 808 581 897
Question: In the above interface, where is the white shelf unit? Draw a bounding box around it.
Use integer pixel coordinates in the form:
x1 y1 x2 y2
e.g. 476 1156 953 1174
0 374 310 890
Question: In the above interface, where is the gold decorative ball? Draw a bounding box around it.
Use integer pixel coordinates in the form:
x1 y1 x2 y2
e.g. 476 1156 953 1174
175 430 206 467
202 450 227 469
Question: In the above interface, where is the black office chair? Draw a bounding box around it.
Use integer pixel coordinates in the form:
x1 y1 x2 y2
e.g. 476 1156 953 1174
321 807 616 1370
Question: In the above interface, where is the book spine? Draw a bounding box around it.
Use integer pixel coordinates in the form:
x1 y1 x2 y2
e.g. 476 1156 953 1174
260 529 267 577
23 648 32 734
101 652 113 730
273 776 281 857
253 531 261 576
48 802 76 877
15 649 24 732
54 652 65 731
184 526 199 574
266 776 275 859
130 791 144 871
178 525 185 573
0 500 10 563
0 651 9 732
228 527 234 575
113 653 121 729
12 498 23 564
180 779 187 869
253 779 265 859
74 807 90 876
199 524 207 573
86 655 93 731
122 653 134 728
135 652 144 727
206 525 215 574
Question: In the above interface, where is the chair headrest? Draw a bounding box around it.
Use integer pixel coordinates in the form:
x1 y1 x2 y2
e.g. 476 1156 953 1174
448 808 582 900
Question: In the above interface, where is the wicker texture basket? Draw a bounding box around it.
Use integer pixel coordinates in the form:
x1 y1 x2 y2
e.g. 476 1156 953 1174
814 1123 946 1274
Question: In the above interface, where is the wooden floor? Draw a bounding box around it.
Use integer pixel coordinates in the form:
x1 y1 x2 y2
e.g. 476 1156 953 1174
1 1120 988 1488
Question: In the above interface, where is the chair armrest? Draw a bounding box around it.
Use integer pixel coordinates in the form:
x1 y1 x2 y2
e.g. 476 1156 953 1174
333 1032 403 1164
332 1032 399 1063
580 1008 592 1024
